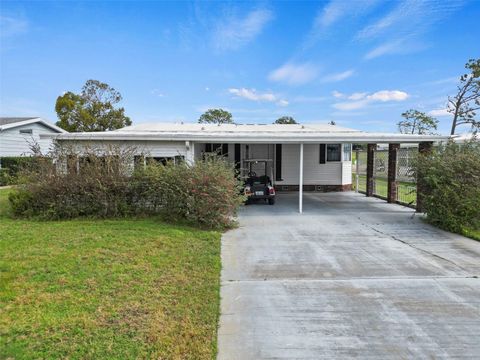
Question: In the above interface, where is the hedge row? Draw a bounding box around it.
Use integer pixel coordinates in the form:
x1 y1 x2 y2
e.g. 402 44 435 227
9 151 245 228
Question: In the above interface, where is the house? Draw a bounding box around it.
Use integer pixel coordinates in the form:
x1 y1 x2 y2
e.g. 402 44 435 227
0 117 66 159
46 122 447 212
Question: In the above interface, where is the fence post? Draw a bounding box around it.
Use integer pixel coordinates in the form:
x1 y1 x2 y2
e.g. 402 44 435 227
366 144 375 197
387 143 400 203
355 149 359 193
417 141 433 212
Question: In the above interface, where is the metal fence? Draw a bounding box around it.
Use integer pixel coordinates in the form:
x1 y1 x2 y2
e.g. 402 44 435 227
352 146 417 207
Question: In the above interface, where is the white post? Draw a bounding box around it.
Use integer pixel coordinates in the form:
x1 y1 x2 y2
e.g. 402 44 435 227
355 149 359 193
299 143 304 214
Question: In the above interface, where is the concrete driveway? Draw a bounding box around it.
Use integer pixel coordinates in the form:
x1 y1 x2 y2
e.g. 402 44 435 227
218 192 480 359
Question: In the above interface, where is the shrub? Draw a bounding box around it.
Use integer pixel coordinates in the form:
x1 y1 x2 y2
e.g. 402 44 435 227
9 144 244 228
0 157 43 185
414 140 480 232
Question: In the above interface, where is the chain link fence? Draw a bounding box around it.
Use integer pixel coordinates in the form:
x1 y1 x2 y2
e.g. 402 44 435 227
352 146 417 207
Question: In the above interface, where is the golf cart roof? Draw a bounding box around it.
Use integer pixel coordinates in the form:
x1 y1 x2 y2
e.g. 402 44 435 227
243 159 273 162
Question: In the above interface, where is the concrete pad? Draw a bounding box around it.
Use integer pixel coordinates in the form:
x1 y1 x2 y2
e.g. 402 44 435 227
218 192 480 359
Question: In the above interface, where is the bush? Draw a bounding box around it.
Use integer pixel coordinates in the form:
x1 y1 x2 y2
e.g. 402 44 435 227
9 145 244 228
0 157 46 185
414 140 480 233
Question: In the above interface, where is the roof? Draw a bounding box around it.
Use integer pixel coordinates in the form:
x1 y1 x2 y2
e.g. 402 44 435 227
48 122 448 143
452 132 479 143
0 117 66 133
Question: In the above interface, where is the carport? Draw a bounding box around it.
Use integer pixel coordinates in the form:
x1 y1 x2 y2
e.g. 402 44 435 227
218 192 480 358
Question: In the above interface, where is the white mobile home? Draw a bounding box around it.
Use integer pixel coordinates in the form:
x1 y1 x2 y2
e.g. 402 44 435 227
47 122 445 212
0 117 66 158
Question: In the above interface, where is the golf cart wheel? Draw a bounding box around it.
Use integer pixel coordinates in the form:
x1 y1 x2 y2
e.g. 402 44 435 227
268 198 275 205
245 198 251 205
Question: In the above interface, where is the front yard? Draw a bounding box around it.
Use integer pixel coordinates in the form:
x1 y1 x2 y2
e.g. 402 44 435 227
0 189 222 359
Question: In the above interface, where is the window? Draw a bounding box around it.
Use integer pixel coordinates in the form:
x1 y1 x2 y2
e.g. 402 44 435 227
343 143 352 161
327 144 341 162
146 156 184 166
19 129 33 134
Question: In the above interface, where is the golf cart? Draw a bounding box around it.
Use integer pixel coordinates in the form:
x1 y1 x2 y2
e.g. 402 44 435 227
243 159 276 205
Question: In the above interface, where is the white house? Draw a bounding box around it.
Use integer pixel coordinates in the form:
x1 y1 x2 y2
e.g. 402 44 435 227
0 117 66 159
46 122 446 212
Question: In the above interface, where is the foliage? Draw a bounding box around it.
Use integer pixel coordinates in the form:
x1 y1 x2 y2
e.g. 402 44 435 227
448 58 480 135
55 79 132 132
328 120 336 125
274 116 297 124
9 145 244 228
198 108 233 124
0 157 45 185
398 109 438 135
0 188 221 359
413 141 480 232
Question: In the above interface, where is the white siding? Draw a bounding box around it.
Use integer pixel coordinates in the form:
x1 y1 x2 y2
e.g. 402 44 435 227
342 161 352 185
277 144 346 185
0 122 58 157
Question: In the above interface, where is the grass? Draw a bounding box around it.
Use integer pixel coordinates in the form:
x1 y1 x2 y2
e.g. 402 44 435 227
0 188 222 359
352 174 417 205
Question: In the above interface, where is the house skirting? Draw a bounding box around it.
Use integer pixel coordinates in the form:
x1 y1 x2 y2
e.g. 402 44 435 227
275 184 352 192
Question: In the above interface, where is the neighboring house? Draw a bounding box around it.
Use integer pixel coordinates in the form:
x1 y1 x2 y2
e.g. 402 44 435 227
0 117 66 159
453 132 478 143
45 122 446 212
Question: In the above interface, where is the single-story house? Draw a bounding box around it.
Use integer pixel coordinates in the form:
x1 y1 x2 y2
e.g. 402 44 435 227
0 117 66 160
45 123 447 212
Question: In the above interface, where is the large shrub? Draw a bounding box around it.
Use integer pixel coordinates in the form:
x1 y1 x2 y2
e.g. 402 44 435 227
9 145 244 228
414 140 480 232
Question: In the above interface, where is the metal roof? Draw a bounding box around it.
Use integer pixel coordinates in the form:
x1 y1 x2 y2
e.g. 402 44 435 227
50 122 448 143
0 117 37 126
0 117 66 133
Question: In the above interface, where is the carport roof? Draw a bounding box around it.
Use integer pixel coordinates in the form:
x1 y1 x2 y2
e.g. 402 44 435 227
48 122 449 143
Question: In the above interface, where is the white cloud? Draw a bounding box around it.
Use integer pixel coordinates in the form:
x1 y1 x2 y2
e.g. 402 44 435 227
359 1 463 59
228 88 288 107
268 63 318 85
314 0 379 30
333 90 409 110
364 38 426 60
0 15 28 38
321 69 355 83
212 8 273 51
151 89 165 97
428 108 450 117
332 90 344 98
303 0 379 48
205 87 210 91
347 92 367 100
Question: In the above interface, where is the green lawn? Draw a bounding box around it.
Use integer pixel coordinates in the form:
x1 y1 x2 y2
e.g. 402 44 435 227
0 188 222 359
352 174 417 205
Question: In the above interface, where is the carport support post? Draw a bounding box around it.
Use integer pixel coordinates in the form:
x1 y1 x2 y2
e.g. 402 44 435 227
387 143 400 203
366 143 376 197
299 143 304 213
416 141 433 212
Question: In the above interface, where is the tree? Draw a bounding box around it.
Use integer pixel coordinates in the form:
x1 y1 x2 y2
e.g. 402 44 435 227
328 120 336 125
55 80 131 132
397 109 438 135
198 108 233 124
274 116 297 124
449 58 480 135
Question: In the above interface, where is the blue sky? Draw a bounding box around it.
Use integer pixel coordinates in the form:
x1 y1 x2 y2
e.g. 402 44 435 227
1 0 479 134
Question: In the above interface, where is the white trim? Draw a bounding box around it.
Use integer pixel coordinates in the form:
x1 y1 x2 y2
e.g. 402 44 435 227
299 143 303 214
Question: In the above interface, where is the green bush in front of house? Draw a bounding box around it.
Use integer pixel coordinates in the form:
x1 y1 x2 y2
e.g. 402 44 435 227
9 146 244 228
414 140 480 233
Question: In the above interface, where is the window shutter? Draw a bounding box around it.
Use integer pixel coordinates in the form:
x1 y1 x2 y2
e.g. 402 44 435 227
319 144 326 164
275 144 282 181
234 144 241 171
